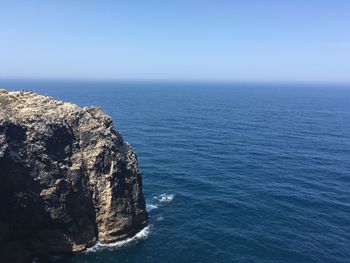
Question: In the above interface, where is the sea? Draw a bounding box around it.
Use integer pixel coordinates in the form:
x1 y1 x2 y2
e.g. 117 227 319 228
1 80 350 263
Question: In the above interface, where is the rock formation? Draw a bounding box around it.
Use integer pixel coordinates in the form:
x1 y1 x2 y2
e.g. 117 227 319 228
0 89 148 263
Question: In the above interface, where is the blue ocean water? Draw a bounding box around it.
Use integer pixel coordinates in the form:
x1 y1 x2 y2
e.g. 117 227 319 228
2 80 350 263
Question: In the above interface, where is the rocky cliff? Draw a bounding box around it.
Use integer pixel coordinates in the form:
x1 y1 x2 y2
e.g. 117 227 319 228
0 89 148 262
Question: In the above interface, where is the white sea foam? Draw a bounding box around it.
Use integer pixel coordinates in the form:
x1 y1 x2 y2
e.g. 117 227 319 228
152 193 175 203
86 225 150 253
159 193 175 203
146 203 158 212
156 215 164 221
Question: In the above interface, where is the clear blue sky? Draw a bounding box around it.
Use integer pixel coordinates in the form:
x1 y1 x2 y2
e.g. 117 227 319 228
1 0 349 82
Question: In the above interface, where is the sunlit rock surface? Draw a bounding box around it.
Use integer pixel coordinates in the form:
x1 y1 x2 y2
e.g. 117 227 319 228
0 89 148 263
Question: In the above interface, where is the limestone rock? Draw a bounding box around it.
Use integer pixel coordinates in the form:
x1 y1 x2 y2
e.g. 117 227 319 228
0 89 148 262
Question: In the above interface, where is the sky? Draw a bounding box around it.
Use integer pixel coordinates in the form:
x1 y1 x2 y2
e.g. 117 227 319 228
0 0 349 82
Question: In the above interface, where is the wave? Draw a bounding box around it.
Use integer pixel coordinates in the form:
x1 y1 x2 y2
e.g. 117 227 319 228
158 193 175 203
146 203 158 212
86 225 150 253
156 216 164 222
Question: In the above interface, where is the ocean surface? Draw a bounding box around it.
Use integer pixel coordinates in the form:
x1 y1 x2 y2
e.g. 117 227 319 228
2 80 350 263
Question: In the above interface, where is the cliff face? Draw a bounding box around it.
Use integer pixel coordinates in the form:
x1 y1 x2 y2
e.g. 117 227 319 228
0 89 148 262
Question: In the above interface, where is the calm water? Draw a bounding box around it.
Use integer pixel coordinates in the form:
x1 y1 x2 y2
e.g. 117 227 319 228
2 80 350 263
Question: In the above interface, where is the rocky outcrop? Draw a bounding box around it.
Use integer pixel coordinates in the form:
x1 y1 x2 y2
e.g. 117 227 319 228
0 89 148 262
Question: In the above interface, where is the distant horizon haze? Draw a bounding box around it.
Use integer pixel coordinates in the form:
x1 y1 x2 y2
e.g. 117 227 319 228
1 1 349 82
1 78 350 88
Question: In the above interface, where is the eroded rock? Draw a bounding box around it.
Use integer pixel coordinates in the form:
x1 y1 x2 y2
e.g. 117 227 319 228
0 89 148 262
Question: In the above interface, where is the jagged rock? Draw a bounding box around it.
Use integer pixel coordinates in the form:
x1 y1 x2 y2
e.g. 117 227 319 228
0 89 148 262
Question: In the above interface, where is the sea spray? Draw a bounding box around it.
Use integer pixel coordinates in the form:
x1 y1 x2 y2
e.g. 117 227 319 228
86 226 151 252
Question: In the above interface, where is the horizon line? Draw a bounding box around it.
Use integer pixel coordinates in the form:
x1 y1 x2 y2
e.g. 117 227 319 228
0 76 350 86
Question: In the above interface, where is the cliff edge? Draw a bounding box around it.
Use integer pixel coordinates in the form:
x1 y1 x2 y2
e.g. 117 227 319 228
0 89 148 262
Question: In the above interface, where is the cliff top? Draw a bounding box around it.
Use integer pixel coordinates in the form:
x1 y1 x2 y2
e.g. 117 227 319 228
0 89 112 127
0 89 77 120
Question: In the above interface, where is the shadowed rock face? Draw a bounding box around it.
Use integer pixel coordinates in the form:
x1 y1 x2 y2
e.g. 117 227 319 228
0 89 148 263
